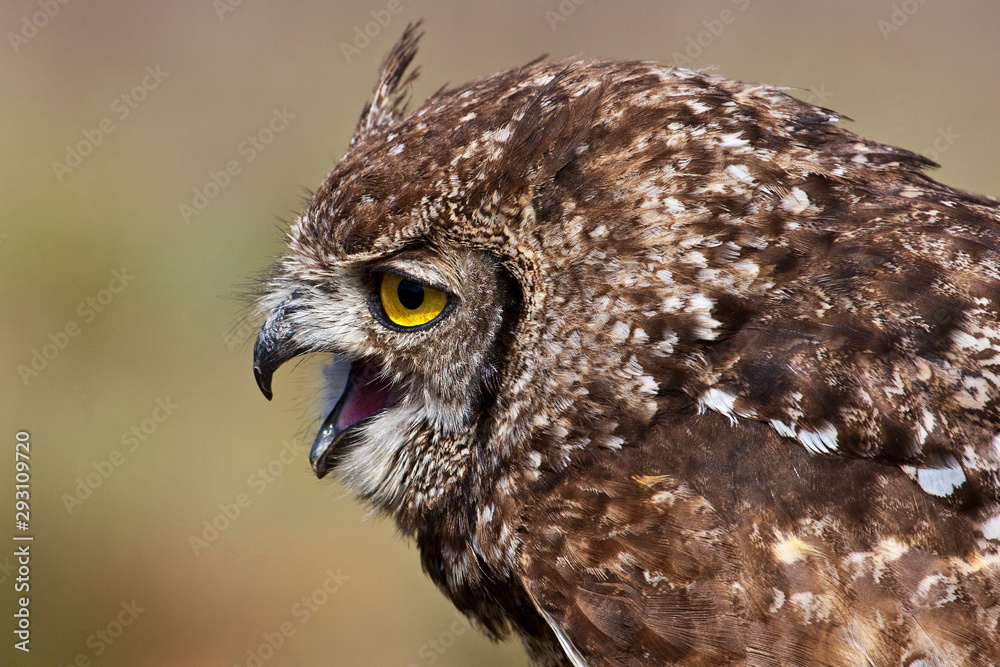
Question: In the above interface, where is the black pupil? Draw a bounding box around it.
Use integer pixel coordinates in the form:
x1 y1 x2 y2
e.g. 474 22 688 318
397 279 424 310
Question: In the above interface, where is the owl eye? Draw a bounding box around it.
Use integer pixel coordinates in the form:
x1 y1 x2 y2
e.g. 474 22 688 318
378 273 449 328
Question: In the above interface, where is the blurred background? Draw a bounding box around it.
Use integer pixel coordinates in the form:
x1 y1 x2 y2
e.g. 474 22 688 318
1 1 998 665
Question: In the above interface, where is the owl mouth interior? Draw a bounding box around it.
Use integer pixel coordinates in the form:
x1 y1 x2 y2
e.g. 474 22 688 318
310 358 400 478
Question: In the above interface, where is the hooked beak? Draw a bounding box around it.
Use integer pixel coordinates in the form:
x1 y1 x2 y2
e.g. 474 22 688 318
253 293 306 401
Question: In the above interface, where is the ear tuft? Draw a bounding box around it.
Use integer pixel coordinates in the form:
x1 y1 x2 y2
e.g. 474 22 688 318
352 21 423 145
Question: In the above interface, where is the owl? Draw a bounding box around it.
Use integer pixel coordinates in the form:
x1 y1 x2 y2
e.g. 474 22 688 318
253 24 1000 666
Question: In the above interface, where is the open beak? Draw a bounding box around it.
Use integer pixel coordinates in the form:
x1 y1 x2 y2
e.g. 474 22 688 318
309 359 400 478
254 294 400 479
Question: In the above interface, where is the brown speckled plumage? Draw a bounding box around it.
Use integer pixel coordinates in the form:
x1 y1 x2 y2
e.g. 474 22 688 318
254 25 1000 665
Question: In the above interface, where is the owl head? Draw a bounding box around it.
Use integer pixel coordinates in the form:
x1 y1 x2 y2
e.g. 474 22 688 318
254 26 551 522
253 23 645 524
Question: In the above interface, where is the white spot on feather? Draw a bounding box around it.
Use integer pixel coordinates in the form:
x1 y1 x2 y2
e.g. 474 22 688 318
688 293 713 310
981 513 1000 540
663 197 685 213
700 388 739 424
769 588 786 613
644 570 668 585
482 126 512 144
687 101 711 115
913 573 958 608
653 329 679 356
790 592 835 624
915 458 966 497
684 250 709 268
781 188 812 215
609 321 631 342
916 409 936 445
962 445 985 470
637 374 659 396
589 224 608 238
773 533 814 564
719 131 750 149
954 375 992 409
686 293 722 339
725 164 754 184
770 420 797 438
598 435 624 450
527 451 542 469
798 423 839 454
952 330 990 352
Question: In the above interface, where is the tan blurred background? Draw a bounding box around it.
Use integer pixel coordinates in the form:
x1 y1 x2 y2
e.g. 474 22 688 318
1 1 998 665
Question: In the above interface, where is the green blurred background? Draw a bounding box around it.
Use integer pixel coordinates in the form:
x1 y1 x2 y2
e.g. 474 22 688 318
1 1 998 665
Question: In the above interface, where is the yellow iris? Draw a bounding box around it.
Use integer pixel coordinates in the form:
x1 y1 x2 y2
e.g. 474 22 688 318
379 273 448 328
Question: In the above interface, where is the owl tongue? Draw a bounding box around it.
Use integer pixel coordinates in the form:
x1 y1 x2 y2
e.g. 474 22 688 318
335 361 399 432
